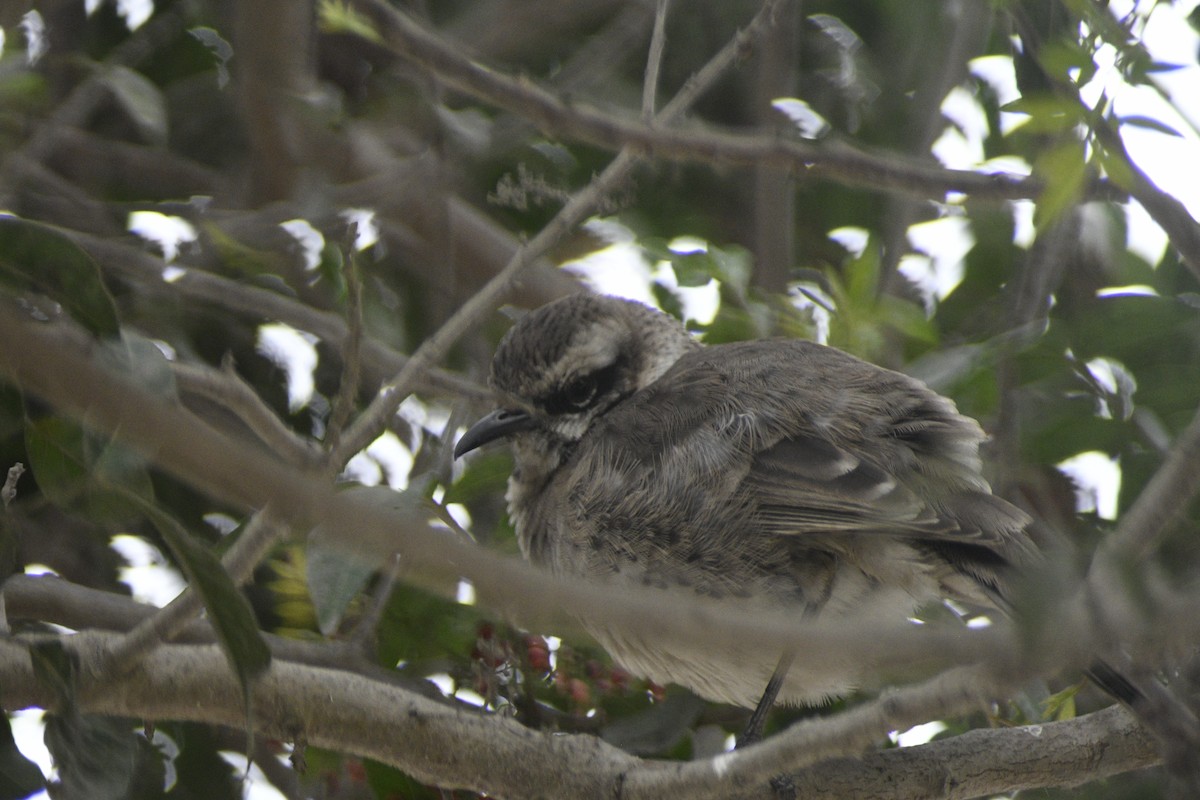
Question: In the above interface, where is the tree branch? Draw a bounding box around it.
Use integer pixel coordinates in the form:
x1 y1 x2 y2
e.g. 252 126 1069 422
641 0 671 121
354 0 1124 203
1099 399 1200 568
0 633 639 799
173 360 320 466
69 230 492 404
0 632 1159 799
777 703 1156 800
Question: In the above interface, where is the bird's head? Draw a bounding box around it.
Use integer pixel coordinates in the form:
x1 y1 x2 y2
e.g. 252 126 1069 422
454 294 698 466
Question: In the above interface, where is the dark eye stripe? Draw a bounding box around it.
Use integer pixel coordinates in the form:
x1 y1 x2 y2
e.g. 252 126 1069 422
540 362 621 416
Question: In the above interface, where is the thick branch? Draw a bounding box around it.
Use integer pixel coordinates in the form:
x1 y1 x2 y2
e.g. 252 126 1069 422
0 634 638 799
0 632 1159 799
778 703 1156 800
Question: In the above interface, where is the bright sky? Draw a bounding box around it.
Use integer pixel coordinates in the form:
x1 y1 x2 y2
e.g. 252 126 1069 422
6 0 1200 793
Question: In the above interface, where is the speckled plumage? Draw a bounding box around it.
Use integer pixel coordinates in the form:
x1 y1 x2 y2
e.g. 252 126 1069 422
458 293 1035 708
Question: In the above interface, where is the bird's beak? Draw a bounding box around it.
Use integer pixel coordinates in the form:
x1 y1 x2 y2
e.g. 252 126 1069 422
454 408 535 458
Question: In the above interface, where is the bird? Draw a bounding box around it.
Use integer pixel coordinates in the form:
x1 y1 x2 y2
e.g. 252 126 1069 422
454 292 1042 717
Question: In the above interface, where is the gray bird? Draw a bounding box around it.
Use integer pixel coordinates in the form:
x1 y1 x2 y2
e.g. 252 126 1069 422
455 292 1038 712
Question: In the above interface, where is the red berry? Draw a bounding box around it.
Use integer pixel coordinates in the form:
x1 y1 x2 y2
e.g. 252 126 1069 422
528 649 551 672
568 678 591 707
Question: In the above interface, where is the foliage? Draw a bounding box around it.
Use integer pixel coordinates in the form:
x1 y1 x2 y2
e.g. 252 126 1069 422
0 0 1196 798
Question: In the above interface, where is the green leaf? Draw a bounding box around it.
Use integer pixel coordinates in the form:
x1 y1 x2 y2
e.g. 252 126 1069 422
308 485 432 635
378 583 480 669
28 639 76 710
0 713 45 799
1033 140 1088 229
700 294 770 344
0 69 48 113
1037 40 1097 86
878 296 936 343
155 723 241 800
1117 114 1182 137
600 691 707 755
201 223 286 280
24 417 89 508
708 244 753 297
188 27 233 89
24 415 154 524
1094 144 1135 191
102 66 167 145
650 281 686 325
43 714 149 800
843 236 880 306
362 758 444 800
318 0 383 43
1142 61 1186 74
1042 683 1081 722
1001 96 1086 136
125 494 271 692
0 218 120 338
314 240 347 302
97 331 178 400
306 541 373 637
669 251 717 287
637 236 674 263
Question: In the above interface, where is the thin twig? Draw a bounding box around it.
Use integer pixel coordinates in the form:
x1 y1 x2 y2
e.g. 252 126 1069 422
173 361 320 466
324 240 366 462
622 665 1005 798
346 553 403 654
3 573 446 697
1094 119 1200 282
641 0 671 122
1094 401 1200 569
431 499 476 544
0 461 21 634
1 463 25 509
103 510 287 674
69 230 491 404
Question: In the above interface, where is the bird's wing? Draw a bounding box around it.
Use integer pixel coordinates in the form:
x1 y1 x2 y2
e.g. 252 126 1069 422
602 339 1035 564
743 431 1032 555
746 433 944 534
741 430 1037 605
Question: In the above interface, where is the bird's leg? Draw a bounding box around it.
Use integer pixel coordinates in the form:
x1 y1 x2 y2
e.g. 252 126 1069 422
738 653 799 800
737 651 795 747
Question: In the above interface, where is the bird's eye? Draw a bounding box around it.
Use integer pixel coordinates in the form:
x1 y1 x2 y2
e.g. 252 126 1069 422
542 364 620 416
561 375 598 410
